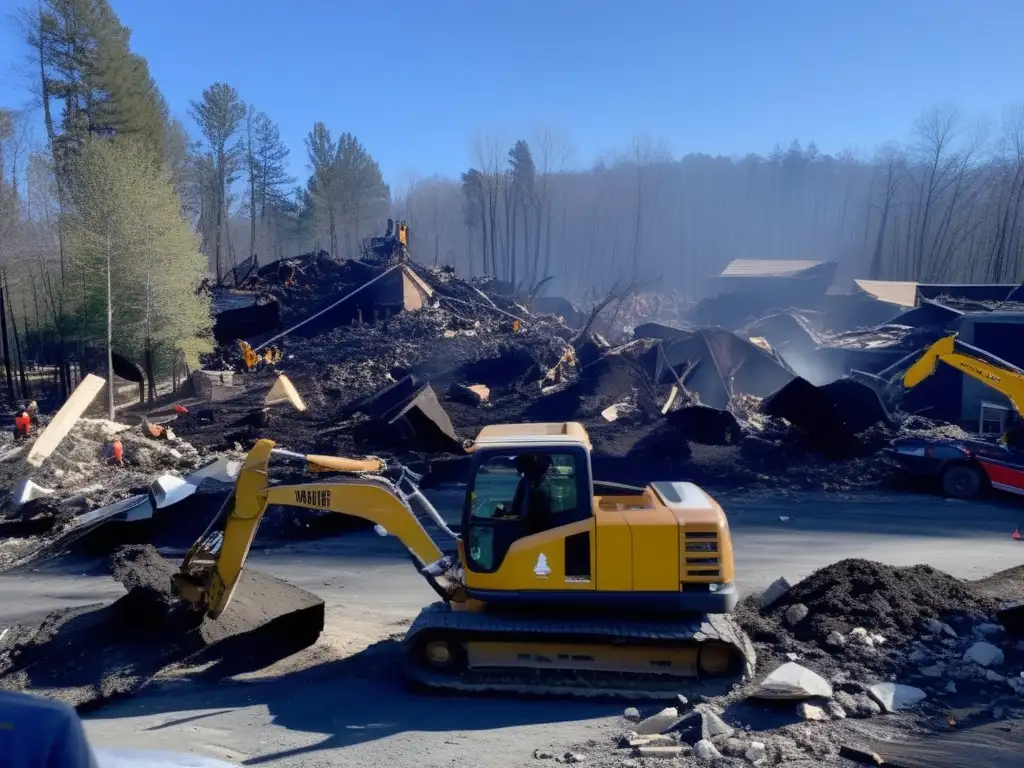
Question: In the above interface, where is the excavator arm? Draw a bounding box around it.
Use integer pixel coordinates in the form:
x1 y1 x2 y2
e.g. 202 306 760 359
173 438 457 619
903 335 1024 414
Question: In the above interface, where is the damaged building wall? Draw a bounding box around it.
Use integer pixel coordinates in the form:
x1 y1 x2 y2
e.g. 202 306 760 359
956 312 1024 431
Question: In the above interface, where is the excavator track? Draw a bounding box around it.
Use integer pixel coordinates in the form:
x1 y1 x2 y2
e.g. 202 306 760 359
403 602 756 700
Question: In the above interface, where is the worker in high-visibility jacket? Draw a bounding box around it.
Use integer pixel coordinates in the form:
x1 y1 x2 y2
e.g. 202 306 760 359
111 437 124 467
13 410 31 441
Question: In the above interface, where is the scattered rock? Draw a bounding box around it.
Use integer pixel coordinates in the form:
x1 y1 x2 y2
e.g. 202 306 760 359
850 627 875 646
635 746 684 759
945 681 957 693
909 648 930 664
868 682 927 713
924 618 957 638
693 739 721 761
984 669 1006 682
623 707 640 722
720 738 747 757
784 603 809 627
744 741 767 764
963 641 1004 668
920 664 944 677
835 691 882 718
671 707 734 745
627 735 676 748
675 694 688 708
619 760 640 768
562 752 585 763
797 703 828 721
634 707 680 735
1008 676 1024 695
760 577 791 608
975 623 1003 637
824 631 846 649
534 749 555 760
825 700 847 719
751 662 833 700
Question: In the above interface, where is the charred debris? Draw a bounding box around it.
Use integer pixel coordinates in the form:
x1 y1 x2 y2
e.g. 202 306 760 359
3 251 1021 561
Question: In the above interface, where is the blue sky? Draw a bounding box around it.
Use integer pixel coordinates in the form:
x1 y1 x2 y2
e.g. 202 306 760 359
2 0 1023 189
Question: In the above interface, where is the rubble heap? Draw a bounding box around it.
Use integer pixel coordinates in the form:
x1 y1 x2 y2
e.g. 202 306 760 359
554 560 1024 768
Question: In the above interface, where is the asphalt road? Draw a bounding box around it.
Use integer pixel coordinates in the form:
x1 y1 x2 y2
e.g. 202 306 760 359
1 491 1022 767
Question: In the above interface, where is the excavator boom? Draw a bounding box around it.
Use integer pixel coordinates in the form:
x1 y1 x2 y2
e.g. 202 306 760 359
173 439 456 619
904 335 1024 413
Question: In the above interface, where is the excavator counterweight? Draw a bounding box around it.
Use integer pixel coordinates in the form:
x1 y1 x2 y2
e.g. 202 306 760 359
174 423 754 699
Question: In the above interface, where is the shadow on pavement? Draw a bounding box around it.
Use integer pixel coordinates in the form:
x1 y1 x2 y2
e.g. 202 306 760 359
86 639 616 765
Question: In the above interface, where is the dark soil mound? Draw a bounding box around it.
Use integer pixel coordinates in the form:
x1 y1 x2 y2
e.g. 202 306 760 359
0 545 324 710
746 559 998 646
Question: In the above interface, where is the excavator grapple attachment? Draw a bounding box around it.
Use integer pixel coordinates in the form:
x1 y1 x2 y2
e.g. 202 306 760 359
402 603 755 700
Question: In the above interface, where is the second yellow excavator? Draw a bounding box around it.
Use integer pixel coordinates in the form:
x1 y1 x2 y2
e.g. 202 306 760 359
891 334 1024 499
172 422 754 699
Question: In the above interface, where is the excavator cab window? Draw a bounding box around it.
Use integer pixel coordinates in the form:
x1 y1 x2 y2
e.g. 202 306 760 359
463 447 591 573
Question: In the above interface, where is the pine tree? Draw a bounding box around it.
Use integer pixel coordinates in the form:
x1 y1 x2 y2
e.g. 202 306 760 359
190 83 246 284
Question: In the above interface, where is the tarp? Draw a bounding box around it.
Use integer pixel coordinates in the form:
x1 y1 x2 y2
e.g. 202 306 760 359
647 329 796 410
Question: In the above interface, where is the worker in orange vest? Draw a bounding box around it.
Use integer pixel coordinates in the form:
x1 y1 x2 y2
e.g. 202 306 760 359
13 410 31 442
111 437 124 467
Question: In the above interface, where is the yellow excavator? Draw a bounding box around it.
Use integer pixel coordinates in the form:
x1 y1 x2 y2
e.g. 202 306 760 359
172 422 753 698
891 335 1024 499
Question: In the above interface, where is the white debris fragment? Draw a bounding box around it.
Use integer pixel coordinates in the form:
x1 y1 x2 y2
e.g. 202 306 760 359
849 628 875 646
760 577 791 608
751 662 832 700
870 633 886 646
920 664 944 678
797 703 828 721
623 707 640 722
693 740 721 760
1008 676 1024 695
963 641 1004 668
868 682 927 713
634 707 679 736
984 669 1006 683
825 631 846 649
945 681 957 693
562 752 585 763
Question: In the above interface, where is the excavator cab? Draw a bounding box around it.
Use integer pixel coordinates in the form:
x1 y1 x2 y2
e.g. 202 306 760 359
463 446 589 575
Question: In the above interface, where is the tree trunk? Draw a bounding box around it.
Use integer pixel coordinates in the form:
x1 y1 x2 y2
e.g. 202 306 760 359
12 284 29 398
106 239 115 419
144 339 155 404
0 279 14 401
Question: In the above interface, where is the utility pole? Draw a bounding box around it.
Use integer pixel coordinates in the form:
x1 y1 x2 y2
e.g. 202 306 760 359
106 234 115 420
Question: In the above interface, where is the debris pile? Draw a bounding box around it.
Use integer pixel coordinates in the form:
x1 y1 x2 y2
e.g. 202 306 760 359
555 560 1024 767
0 544 324 709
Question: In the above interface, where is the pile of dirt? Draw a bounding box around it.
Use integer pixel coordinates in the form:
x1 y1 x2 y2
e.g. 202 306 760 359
751 559 998 645
0 545 325 709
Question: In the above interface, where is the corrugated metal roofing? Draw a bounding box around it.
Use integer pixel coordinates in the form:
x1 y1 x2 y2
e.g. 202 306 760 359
718 259 828 278
854 279 918 308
